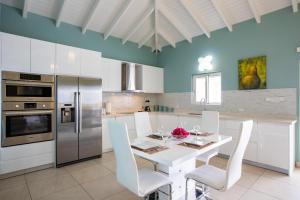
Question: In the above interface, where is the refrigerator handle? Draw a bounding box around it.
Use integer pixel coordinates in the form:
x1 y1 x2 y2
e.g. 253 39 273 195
74 92 79 134
78 92 82 133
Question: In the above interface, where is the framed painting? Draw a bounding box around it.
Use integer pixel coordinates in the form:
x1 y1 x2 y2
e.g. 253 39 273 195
238 56 267 90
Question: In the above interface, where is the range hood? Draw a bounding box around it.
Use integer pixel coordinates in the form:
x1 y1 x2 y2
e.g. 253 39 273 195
121 62 143 92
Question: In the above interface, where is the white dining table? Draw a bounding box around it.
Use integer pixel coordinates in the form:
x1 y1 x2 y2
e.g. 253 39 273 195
132 134 232 200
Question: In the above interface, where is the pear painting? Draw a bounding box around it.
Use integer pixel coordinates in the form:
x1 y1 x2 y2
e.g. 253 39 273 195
238 56 266 90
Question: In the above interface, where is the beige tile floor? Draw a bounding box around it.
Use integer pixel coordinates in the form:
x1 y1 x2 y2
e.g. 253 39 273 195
0 152 300 200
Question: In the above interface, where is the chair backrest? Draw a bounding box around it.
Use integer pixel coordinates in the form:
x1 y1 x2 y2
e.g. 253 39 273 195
107 120 139 194
201 111 219 134
225 120 253 189
134 112 152 138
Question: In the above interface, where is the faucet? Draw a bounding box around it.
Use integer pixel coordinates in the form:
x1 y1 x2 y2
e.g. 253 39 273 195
200 98 207 111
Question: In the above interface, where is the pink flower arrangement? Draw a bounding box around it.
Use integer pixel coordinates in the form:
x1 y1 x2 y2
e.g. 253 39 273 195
171 127 190 139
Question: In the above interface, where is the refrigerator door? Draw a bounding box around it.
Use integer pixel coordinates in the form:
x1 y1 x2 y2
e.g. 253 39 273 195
56 76 79 165
78 77 102 159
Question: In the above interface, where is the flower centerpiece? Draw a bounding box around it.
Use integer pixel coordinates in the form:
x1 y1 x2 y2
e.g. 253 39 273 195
171 127 189 139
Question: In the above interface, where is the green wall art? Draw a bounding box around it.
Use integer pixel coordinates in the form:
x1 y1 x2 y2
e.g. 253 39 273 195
238 56 267 90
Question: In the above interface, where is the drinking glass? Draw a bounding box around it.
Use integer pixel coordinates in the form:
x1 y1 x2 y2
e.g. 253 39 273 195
192 125 201 141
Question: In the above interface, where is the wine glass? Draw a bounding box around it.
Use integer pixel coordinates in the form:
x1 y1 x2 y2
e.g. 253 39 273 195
192 125 201 141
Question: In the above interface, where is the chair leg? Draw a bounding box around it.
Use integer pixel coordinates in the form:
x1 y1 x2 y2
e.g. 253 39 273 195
185 178 189 200
169 184 172 200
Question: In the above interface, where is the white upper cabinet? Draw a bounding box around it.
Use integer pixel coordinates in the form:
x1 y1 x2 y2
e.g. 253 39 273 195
55 44 81 76
30 39 55 74
101 58 121 92
80 49 102 78
1 32 30 72
141 65 164 93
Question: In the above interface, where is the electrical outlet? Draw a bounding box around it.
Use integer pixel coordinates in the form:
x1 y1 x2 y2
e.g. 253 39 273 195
297 47 300 53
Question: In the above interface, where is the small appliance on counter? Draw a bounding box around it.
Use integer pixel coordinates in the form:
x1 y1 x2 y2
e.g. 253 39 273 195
143 99 151 112
105 102 112 114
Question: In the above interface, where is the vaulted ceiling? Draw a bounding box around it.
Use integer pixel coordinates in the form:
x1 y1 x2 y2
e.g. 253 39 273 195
1 0 299 52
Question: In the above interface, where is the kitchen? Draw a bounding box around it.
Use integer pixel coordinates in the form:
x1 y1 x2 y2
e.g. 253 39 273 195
0 1 300 200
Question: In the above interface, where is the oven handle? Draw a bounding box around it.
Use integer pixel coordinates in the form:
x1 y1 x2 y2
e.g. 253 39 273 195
75 92 79 134
3 110 54 116
3 80 54 87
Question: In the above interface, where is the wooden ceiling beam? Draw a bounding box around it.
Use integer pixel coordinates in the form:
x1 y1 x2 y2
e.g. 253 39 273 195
56 0 68 27
122 6 154 45
158 3 192 43
211 0 233 32
104 0 135 40
22 0 31 18
179 0 211 38
82 0 102 34
248 0 261 23
138 30 155 48
158 29 176 48
292 0 298 12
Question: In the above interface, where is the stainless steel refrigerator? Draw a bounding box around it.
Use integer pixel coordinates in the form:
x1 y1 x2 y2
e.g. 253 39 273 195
56 76 102 166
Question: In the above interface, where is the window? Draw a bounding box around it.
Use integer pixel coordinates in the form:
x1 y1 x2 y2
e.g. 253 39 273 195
192 73 221 105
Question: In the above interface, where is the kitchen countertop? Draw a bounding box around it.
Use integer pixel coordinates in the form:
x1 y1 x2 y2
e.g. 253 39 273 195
102 111 297 124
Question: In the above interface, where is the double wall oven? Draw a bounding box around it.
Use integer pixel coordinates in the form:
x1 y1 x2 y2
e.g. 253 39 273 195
2 71 55 147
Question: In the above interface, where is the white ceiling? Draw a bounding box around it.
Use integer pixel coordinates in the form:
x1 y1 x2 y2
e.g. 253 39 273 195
1 0 298 51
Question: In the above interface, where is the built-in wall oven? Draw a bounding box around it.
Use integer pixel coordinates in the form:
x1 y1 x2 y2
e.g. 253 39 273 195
2 71 55 147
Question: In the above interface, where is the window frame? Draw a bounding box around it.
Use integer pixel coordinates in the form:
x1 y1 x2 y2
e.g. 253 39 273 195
192 72 222 105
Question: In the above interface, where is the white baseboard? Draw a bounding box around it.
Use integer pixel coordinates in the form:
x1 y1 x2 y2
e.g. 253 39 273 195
296 162 300 168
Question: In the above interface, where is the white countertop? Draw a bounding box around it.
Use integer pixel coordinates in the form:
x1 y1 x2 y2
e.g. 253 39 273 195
102 111 297 124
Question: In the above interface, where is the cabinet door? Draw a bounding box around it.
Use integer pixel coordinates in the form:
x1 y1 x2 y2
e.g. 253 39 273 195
31 39 55 74
1 33 30 72
55 44 81 76
80 49 102 78
102 118 113 152
142 65 164 93
101 58 121 92
257 122 290 169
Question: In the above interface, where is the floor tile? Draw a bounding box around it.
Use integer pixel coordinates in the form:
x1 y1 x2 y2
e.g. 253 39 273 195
27 173 78 200
0 184 31 200
209 184 248 200
0 175 27 191
242 163 266 176
101 160 117 173
237 171 261 188
241 189 279 200
38 186 92 200
25 167 67 183
64 160 98 173
81 174 125 200
262 168 300 187
105 190 142 200
69 165 111 184
252 176 300 200
101 152 116 162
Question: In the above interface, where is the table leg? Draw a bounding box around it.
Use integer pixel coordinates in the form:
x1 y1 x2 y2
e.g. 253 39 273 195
157 158 197 200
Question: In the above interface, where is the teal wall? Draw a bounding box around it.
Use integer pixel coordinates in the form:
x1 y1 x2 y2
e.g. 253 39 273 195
158 7 300 92
157 7 300 162
0 4 157 66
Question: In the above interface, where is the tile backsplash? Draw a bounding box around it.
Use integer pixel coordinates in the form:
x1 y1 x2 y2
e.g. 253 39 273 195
103 92 158 113
103 88 297 116
156 88 297 116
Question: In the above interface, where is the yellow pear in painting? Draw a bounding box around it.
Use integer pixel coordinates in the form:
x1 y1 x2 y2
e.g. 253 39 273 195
239 56 266 90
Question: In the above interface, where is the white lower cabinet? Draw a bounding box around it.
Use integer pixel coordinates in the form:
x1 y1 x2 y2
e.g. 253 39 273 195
0 141 54 174
257 122 294 174
102 118 113 152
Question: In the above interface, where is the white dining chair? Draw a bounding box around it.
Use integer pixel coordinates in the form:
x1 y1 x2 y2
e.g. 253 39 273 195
185 120 253 200
134 112 152 138
107 120 172 200
197 111 219 164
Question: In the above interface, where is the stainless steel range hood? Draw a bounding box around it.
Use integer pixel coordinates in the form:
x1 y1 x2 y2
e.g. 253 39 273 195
121 62 143 92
